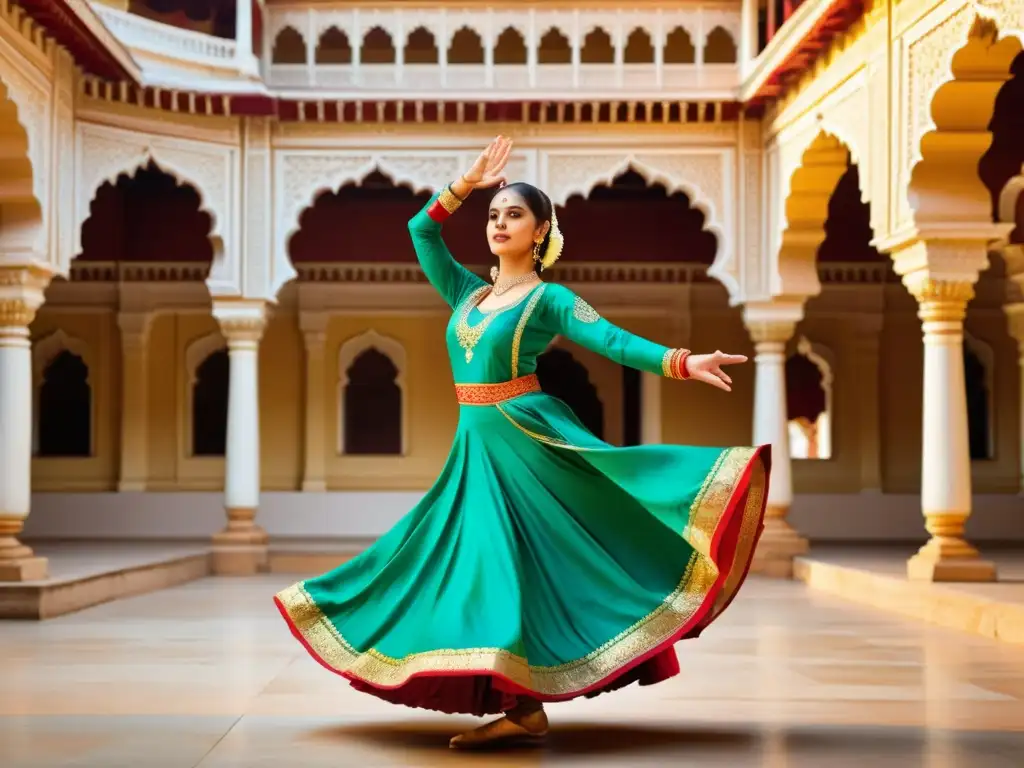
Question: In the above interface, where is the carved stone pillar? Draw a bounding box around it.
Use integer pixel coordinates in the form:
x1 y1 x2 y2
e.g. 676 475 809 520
902 269 995 582
211 300 268 575
117 312 152 492
744 301 808 577
0 265 51 581
300 312 327 492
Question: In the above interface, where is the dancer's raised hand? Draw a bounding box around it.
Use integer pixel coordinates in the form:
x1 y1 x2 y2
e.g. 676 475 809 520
460 135 513 191
685 351 748 392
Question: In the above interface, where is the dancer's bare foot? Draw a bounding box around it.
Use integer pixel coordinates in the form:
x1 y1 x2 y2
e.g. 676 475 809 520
449 698 548 750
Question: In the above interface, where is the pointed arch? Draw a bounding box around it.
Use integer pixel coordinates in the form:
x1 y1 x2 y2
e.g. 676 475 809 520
315 27 351 64
184 330 228 458
273 26 307 64
32 330 94 457
493 26 527 64
337 330 407 456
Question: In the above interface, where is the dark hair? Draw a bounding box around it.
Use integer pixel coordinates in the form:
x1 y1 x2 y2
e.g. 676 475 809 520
491 182 554 274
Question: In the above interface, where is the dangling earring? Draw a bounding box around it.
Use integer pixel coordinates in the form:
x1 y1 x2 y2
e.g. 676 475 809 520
532 240 543 263
490 266 499 282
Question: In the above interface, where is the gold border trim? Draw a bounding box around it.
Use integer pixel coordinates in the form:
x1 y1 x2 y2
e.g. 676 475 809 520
511 284 547 378
276 446 765 697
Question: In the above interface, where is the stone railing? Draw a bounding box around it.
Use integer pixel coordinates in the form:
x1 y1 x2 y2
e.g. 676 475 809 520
91 4 237 71
264 3 744 98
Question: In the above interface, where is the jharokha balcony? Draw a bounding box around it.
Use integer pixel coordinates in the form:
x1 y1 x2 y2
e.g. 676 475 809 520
65 0 860 108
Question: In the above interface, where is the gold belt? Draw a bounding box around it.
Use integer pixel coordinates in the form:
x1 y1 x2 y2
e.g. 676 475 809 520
455 374 541 405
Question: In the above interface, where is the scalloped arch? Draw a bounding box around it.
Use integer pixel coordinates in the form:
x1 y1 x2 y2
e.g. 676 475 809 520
907 13 1023 228
33 329 93 384
185 330 227 387
276 154 462 296
74 138 227 289
551 153 730 287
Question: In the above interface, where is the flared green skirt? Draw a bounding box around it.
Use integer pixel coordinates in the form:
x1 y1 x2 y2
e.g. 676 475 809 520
275 391 769 715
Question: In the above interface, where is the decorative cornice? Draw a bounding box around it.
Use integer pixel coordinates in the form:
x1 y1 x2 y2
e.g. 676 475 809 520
78 79 757 124
64 260 897 286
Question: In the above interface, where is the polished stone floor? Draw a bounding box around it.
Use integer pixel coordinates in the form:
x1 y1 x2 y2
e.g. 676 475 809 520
1 574 1023 767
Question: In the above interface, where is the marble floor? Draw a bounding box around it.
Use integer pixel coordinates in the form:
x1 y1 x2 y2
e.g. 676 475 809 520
1 575 1023 767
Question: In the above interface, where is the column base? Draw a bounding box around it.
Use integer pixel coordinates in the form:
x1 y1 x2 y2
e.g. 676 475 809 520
301 479 327 493
907 543 997 583
211 507 269 576
750 510 809 579
0 518 48 581
0 556 48 582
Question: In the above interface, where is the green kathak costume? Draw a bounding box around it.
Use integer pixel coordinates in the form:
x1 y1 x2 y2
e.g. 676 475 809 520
274 186 770 715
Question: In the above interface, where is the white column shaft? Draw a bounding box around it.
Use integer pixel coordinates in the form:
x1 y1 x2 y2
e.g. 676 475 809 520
0 330 32 517
920 318 972 515
753 340 791 509
225 339 260 509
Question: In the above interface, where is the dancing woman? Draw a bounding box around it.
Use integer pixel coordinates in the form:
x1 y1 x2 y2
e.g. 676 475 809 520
275 136 770 750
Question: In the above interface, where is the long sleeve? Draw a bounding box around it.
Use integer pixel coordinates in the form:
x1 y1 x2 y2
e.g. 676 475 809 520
538 283 690 379
407 187 486 310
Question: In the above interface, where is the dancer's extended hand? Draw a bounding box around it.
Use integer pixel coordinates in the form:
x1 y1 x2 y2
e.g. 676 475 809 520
685 351 748 392
461 135 513 190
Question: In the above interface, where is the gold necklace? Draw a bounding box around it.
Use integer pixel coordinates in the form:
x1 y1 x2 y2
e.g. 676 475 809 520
455 286 535 363
491 270 539 296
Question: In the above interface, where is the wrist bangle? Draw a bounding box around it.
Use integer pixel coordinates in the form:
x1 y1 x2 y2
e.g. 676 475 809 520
437 184 464 214
662 348 691 380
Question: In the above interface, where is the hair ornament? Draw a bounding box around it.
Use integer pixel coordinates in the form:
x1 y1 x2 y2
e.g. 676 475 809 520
540 209 564 271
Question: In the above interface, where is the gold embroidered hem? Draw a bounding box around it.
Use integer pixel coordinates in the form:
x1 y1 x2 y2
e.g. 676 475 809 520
455 375 542 405
273 446 765 698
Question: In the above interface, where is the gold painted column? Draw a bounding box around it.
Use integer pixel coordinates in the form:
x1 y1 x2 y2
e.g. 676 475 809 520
903 272 995 582
744 301 809 577
117 312 152 492
300 312 327 492
211 300 268 575
0 265 51 581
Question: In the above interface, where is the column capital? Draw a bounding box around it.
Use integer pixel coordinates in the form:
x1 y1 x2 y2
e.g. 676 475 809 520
213 299 267 343
742 300 803 345
880 225 1006 294
0 264 53 331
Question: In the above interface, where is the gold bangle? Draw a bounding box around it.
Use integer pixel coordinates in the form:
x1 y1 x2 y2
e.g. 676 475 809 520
438 185 464 214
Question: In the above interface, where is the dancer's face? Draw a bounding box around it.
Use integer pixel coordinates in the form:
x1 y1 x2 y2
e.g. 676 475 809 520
487 190 548 261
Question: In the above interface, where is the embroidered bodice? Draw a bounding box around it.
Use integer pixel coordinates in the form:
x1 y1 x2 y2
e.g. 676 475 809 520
408 190 690 387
